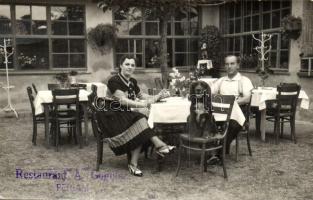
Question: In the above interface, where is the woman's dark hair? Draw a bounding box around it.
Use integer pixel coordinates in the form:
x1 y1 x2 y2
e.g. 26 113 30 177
118 55 137 72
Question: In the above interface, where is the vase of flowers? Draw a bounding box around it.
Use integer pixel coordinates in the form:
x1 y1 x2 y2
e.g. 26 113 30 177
55 72 69 88
68 70 78 84
169 68 191 98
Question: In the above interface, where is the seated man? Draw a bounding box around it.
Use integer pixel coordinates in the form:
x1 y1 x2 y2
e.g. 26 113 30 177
212 55 254 154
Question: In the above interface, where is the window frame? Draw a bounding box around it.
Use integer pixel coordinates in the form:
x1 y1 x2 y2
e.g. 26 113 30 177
220 0 291 71
113 7 201 69
0 3 87 71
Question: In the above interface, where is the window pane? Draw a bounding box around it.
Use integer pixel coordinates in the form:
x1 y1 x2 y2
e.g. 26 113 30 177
0 21 11 34
175 39 187 52
70 39 84 53
134 54 142 67
280 50 288 68
271 35 278 49
146 22 158 35
244 1 251 16
235 2 241 17
52 39 68 53
0 5 11 19
145 39 160 68
167 39 173 67
175 10 188 21
70 54 85 68
51 7 67 21
301 59 309 71
270 52 277 68
190 22 199 35
190 39 198 52
0 38 13 69
228 38 234 52
235 37 240 52
235 19 241 33
145 8 158 20
53 54 68 68
229 20 234 34
244 17 251 32
282 0 291 8
272 1 281 10
282 9 290 19
189 53 198 66
129 21 142 35
252 1 259 13
32 21 47 35
175 22 189 35
16 21 31 35
69 22 84 35
229 3 235 18
272 11 280 28
252 15 259 31
68 6 84 21
52 21 67 35
281 36 289 49
16 38 49 69
263 0 271 11
263 13 270 29
136 39 142 52
16 6 30 20
32 6 46 20
116 39 129 53
175 53 187 66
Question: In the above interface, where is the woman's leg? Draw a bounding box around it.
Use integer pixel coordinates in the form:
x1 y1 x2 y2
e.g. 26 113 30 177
130 145 142 166
150 136 167 148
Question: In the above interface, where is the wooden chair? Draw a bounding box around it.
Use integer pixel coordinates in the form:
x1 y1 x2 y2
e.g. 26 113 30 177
90 99 131 171
48 84 61 90
70 83 87 90
32 83 38 94
51 88 82 151
27 86 46 145
266 83 301 144
175 94 235 179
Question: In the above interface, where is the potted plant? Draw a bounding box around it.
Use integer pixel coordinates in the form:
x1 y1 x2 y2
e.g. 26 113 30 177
281 15 302 40
87 23 117 55
54 72 69 88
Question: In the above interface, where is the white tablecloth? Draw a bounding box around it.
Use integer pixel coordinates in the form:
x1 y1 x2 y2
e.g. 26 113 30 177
251 87 310 110
80 82 107 98
34 90 91 115
148 97 245 128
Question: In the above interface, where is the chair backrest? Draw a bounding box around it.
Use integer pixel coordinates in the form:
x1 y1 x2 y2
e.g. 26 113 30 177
26 86 36 116
211 94 235 134
32 83 38 94
276 83 301 113
71 83 87 90
148 88 162 96
51 89 79 117
48 83 61 90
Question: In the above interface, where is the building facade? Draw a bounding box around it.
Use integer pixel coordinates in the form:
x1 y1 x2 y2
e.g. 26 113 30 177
0 0 312 120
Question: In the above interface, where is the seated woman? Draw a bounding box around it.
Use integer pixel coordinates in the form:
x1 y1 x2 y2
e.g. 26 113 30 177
96 55 174 177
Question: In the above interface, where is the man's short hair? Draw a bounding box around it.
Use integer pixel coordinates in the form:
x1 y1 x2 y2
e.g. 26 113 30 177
225 55 240 64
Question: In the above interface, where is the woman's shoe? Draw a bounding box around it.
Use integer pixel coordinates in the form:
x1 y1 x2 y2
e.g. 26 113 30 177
128 164 143 177
155 145 176 157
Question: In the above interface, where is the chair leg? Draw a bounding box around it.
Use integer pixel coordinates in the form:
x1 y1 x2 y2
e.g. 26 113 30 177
175 145 183 177
32 121 37 145
200 144 206 176
235 136 239 162
99 142 103 164
55 123 59 152
222 143 228 179
280 118 284 138
275 117 280 145
246 130 252 156
291 117 297 144
96 140 102 171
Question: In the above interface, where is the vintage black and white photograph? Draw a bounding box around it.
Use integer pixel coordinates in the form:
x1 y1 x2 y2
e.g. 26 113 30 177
0 0 313 199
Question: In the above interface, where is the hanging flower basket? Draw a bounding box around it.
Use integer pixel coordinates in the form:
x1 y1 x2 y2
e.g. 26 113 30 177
281 15 302 40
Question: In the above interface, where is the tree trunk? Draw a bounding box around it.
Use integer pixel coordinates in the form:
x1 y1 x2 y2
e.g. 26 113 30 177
159 18 169 88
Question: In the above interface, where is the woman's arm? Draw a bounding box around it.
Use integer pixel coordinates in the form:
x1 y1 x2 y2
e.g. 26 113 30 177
113 89 150 108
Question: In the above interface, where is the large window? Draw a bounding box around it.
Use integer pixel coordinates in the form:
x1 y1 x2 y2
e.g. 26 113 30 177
0 4 86 70
114 8 200 68
221 0 291 70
